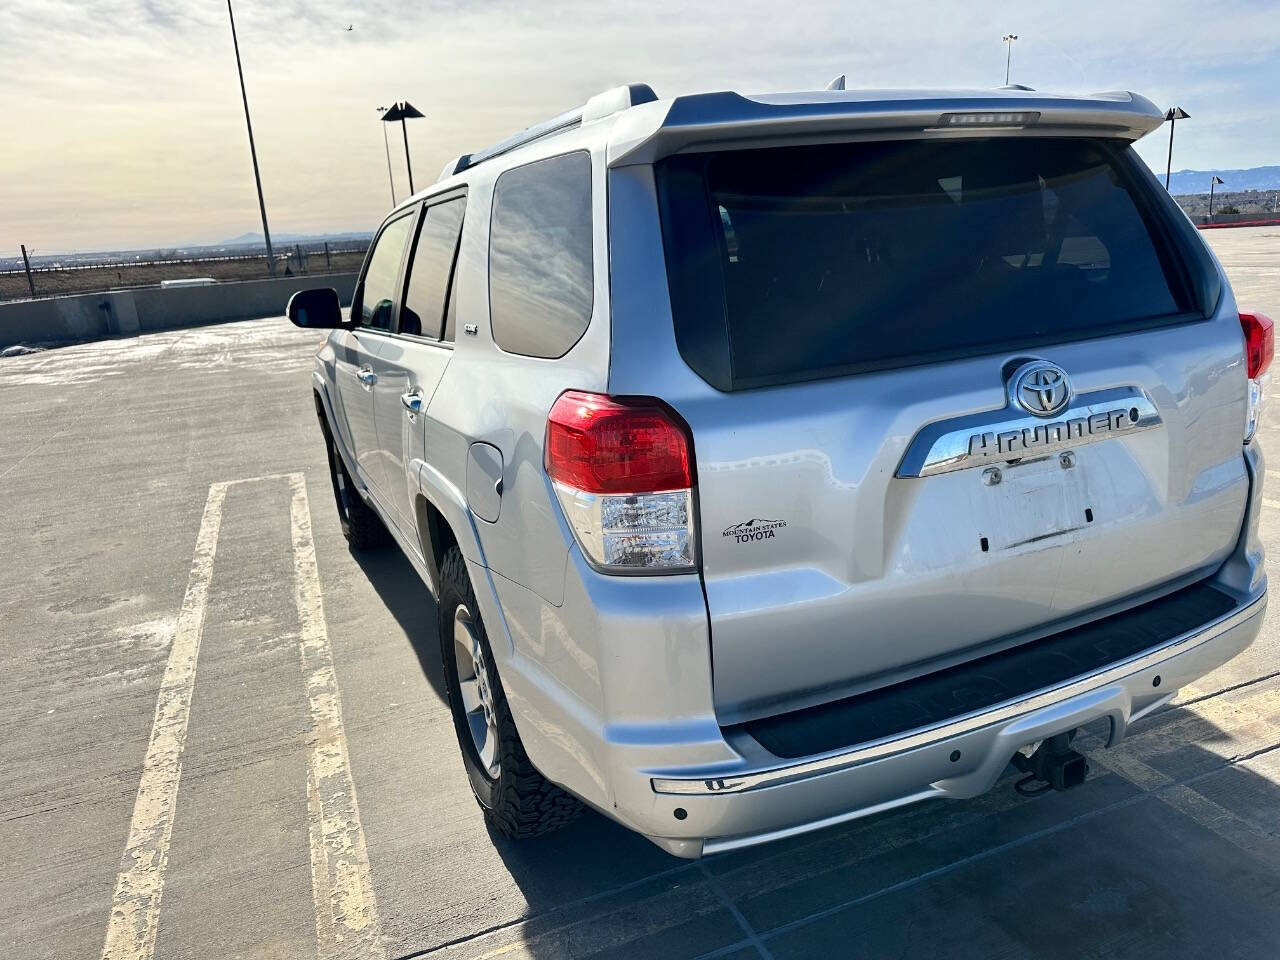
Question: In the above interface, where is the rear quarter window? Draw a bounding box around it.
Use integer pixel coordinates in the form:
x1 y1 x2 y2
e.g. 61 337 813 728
488 151 593 358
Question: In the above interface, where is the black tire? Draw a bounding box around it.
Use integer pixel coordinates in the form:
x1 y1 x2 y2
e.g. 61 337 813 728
322 429 388 550
437 545 582 838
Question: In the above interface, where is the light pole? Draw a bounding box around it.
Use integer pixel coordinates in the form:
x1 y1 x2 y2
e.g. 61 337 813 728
377 107 397 205
381 101 425 195
1163 106 1189 190
1209 175 1225 219
226 0 275 277
1003 34 1018 85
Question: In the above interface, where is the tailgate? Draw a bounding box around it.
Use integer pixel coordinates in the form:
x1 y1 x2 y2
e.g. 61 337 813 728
641 133 1246 722
687 325 1247 720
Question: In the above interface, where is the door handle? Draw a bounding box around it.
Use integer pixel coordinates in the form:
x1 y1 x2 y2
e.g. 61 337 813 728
357 365 377 387
400 388 424 415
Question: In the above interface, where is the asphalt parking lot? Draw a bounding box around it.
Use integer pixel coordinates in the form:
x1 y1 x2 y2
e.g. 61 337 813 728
5 226 1280 960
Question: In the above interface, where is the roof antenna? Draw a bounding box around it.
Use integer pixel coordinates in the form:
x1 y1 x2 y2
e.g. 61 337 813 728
826 74 846 91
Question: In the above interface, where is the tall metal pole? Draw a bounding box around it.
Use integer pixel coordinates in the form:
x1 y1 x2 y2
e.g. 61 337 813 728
1163 107 1188 190
1003 34 1017 85
378 107 396 205
19 244 36 297
227 0 276 277
400 110 415 195
1209 177 1218 218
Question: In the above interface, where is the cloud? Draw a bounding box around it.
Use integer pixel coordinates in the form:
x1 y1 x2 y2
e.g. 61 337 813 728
2 0 1278 250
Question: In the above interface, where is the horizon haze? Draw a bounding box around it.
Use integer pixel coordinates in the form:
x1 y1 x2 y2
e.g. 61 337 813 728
4 0 1278 253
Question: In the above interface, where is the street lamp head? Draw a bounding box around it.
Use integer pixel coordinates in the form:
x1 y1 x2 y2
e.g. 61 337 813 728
1003 34 1018 41
1165 106 1190 121
382 100 425 123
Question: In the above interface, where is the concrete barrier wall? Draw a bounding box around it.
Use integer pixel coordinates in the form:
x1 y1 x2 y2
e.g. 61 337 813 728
0 273 356 349
1197 214 1280 228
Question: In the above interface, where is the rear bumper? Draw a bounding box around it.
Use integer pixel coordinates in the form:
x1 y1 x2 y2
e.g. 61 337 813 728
626 585 1265 858
494 446 1267 858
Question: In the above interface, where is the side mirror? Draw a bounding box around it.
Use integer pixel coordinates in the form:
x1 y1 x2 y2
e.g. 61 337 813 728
287 287 347 328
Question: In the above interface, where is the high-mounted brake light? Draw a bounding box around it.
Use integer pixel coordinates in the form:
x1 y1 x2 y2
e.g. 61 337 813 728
935 111 1040 128
545 391 697 572
1241 311 1273 444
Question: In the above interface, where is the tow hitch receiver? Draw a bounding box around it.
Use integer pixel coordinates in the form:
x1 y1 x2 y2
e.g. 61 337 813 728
1011 732 1090 796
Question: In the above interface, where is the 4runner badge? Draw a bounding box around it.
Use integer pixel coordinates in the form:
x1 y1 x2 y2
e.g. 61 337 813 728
723 518 787 543
895 383 1163 479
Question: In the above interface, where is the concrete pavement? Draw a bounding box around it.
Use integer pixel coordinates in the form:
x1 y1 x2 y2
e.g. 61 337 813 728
3 227 1280 959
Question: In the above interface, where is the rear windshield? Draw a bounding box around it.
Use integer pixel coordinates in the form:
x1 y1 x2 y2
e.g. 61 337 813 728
655 138 1199 391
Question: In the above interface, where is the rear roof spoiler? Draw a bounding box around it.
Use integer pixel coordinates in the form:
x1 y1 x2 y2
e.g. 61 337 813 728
606 89 1166 166
434 86 1165 183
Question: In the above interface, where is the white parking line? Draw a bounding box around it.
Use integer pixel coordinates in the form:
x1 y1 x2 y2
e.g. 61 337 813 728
1090 750 1280 861
1089 679 1280 859
288 473 387 960
101 481 229 960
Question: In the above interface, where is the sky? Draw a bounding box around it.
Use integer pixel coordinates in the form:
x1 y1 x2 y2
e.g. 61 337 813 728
3 0 1278 253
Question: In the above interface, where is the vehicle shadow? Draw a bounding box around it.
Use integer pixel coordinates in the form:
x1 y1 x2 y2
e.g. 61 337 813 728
411 692 1280 960
348 542 449 706
346 529 1280 958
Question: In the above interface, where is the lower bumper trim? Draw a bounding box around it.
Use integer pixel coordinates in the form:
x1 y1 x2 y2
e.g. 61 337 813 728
652 588 1265 797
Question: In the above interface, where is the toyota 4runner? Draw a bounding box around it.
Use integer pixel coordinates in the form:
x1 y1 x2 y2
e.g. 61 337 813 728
288 83 1270 857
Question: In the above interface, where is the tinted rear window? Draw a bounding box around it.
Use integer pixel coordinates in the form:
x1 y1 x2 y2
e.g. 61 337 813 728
656 138 1197 391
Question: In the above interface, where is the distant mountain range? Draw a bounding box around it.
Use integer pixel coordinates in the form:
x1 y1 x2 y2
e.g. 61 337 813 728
1167 166 1280 196
222 230 373 245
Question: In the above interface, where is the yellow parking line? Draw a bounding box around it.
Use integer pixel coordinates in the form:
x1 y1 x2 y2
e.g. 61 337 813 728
288 473 387 959
101 481 229 960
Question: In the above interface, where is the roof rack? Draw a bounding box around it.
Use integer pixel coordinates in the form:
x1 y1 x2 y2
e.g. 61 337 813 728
440 83 657 181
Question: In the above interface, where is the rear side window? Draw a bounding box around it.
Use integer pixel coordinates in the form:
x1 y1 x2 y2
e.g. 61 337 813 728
400 197 465 339
359 213 414 330
489 151 593 358
657 138 1197 391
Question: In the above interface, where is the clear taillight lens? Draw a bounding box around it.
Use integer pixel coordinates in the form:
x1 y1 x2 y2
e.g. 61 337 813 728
1241 312 1274 443
553 486 694 569
1245 378 1264 443
545 391 697 573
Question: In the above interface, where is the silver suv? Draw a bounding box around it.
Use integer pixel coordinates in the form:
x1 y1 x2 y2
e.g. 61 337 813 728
288 84 1271 858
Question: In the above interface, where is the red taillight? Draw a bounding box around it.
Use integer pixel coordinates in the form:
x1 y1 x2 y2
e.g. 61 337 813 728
545 391 693 494
1240 311 1274 379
